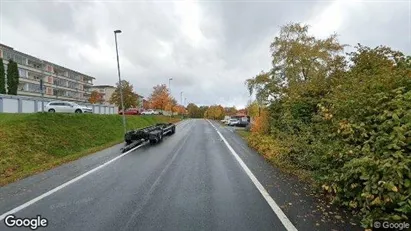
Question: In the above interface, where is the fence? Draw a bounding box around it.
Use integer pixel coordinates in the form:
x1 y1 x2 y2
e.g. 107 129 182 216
0 94 118 114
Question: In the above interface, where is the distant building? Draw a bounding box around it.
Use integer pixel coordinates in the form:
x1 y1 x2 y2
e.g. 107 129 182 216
235 109 247 117
135 93 144 109
87 85 116 105
0 43 95 102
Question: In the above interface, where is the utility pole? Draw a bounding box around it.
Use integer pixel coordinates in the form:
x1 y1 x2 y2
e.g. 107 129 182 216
114 29 127 135
180 91 183 105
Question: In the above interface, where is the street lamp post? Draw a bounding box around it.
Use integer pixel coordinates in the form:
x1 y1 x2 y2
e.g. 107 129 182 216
180 91 183 105
168 78 173 93
40 60 45 112
114 29 127 135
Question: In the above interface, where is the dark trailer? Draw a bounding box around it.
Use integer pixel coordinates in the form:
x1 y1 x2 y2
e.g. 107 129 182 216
121 123 176 153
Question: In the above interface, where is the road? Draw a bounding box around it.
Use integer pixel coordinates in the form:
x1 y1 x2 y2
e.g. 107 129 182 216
0 119 361 231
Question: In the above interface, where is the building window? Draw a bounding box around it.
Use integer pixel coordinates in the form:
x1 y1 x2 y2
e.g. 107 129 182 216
18 83 27 91
14 55 26 65
54 78 67 87
27 83 41 93
18 68 27 78
53 89 65 96
68 81 79 90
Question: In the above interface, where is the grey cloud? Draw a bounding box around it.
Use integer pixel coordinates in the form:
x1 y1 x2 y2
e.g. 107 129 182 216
338 2 410 54
1 1 409 108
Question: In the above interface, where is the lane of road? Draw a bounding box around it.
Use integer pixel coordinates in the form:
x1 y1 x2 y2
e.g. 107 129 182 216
0 119 290 231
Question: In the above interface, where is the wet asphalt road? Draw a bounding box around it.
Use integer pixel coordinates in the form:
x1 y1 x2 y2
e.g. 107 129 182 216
0 119 287 231
0 119 362 231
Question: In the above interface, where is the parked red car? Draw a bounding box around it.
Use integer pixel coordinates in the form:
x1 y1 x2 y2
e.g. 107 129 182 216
118 108 141 115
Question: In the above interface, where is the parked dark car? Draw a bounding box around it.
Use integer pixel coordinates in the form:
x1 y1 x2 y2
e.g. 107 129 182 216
236 116 250 127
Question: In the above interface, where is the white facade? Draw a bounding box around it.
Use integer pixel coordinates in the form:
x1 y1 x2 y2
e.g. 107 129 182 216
0 43 94 103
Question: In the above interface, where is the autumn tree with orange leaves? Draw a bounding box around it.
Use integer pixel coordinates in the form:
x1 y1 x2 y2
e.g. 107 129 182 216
88 90 104 104
173 105 186 115
148 84 175 111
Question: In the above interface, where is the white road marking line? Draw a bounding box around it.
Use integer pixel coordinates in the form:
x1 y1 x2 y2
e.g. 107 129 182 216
0 143 145 221
0 121 188 221
207 120 298 231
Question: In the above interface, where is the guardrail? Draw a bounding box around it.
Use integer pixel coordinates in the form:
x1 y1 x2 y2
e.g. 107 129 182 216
0 94 118 114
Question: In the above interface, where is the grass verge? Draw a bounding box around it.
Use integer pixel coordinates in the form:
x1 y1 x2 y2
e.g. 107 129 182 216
235 130 313 184
0 113 180 186
236 129 251 139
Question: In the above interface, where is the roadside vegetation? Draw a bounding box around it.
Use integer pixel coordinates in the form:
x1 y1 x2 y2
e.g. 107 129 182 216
244 22 411 227
0 113 180 186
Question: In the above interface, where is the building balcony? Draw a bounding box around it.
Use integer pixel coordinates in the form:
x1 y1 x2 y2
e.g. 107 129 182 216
16 63 94 87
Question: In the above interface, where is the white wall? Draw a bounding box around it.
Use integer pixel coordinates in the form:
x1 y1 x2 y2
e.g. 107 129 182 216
0 94 118 114
22 100 35 113
3 98 18 113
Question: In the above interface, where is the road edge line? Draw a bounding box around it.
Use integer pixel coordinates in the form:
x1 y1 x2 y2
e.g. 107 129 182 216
207 119 298 231
0 142 146 221
0 120 189 220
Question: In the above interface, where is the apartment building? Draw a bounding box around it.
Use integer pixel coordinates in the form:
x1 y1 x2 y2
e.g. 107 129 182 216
87 85 115 105
0 43 94 102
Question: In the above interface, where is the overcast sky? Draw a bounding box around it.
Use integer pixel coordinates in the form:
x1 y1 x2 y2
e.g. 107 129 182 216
1 0 410 108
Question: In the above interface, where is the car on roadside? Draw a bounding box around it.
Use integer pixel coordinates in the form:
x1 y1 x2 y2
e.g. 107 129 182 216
45 101 93 113
228 118 240 126
221 116 230 124
141 109 159 115
119 108 141 115
237 116 250 127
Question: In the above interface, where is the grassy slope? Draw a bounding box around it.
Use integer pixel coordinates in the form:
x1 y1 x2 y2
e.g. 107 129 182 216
0 113 180 186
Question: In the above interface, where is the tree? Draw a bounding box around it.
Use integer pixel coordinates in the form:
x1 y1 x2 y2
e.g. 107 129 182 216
246 23 346 104
244 22 411 228
187 103 200 118
88 90 104 104
246 100 260 118
224 106 237 116
6 60 19 95
172 105 186 115
169 98 177 113
148 84 172 111
204 105 225 120
109 80 138 110
142 99 150 109
0 58 5 94
198 106 209 118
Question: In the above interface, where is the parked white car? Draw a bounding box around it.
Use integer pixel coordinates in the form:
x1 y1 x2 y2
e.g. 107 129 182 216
141 109 159 115
221 116 231 124
45 101 93 113
228 118 240 126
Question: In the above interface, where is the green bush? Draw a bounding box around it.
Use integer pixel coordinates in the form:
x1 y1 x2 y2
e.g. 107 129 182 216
325 87 411 225
245 22 411 228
